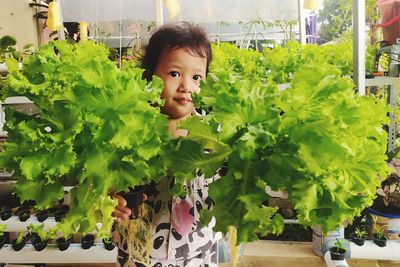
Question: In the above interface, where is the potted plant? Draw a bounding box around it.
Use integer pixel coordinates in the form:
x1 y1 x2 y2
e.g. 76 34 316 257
329 239 347 261
0 224 7 249
372 216 388 247
35 209 49 222
0 35 33 63
52 228 73 251
17 208 31 222
28 223 48 251
0 210 12 221
54 209 68 222
102 233 115 251
118 186 144 219
11 232 28 251
350 226 368 246
81 233 95 250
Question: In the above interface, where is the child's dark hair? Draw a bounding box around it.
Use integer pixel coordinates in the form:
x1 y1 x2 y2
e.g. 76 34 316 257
140 22 212 81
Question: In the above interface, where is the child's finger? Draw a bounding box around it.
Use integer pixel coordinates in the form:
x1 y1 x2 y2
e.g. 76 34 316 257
114 194 127 207
112 207 131 220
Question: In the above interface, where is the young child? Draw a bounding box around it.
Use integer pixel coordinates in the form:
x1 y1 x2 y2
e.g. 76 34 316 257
112 22 221 267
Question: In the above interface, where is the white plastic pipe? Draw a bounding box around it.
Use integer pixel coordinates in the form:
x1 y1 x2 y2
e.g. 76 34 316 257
0 243 116 263
349 240 400 260
323 239 400 267
323 251 349 267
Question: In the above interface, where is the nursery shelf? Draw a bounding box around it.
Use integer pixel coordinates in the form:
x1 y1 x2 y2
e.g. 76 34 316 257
0 243 117 263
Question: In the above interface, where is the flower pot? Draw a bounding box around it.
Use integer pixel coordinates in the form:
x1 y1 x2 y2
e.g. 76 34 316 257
0 210 12 221
54 209 67 222
350 233 365 246
0 235 6 249
373 234 388 247
15 205 30 214
81 234 95 249
102 238 115 251
32 238 48 251
56 237 72 251
119 187 144 219
35 210 49 222
17 210 30 222
329 247 346 261
11 234 29 251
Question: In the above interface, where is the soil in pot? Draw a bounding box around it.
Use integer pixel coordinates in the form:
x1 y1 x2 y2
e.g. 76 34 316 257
102 238 115 251
17 210 30 222
81 234 95 249
56 236 72 251
373 234 388 247
0 210 12 221
0 235 6 249
35 210 49 222
119 187 144 219
350 233 365 246
329 246 346 261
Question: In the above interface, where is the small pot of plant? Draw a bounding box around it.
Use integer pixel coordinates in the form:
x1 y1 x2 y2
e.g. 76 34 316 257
54 209 68 222
17 210 31 222
0 224 7 249
329 239 347 261
35 210 49 222
372 215 388 247
350 226 368 246
81 234 95 249
119 186 144 219
55 235 72 251
102 234 115 251
11 232 28 251
28 223 48 251
0 210 12 221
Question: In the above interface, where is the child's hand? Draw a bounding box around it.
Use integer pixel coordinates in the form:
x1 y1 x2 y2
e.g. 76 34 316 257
111 193 148 222
111 194 131 222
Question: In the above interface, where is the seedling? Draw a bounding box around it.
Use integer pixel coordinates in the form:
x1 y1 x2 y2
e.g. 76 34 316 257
333 239 347 253
354 226 367 240
372 215 387 240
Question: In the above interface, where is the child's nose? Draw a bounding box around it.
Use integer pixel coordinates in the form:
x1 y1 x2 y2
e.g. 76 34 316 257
179 77 196 93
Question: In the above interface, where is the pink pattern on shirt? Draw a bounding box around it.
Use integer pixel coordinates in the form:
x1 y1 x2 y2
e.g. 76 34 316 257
171 198 194 236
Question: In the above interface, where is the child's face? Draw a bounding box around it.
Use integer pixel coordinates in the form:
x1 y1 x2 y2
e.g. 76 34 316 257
154 47 207 120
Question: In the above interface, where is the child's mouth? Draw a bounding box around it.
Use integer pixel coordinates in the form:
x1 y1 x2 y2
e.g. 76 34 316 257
174 97 192 103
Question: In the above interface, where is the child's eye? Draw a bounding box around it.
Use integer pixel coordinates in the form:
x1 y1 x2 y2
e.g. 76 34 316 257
169 71 180 78
193 75 202 81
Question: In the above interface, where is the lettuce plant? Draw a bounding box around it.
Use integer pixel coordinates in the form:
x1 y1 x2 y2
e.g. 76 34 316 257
0 40 172 237
171 60 391 243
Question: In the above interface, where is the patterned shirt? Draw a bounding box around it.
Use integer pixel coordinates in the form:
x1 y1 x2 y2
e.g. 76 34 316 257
115 174 221 266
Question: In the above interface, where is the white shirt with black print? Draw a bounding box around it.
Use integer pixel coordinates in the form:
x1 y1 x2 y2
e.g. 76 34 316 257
115 173 222 267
